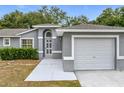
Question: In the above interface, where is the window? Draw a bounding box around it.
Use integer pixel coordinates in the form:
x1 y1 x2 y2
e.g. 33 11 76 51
3 38 10 46
46 32 52 37
21 39 33 48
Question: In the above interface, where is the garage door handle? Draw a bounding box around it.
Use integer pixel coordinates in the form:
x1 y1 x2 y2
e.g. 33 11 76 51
93 56 96 58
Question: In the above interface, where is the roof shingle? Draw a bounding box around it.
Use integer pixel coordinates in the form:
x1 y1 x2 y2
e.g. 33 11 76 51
0 29 28 37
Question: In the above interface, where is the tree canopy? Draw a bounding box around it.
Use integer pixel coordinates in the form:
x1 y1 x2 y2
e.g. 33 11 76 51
0 6 124 28
0 6 88 28
95 7 124 27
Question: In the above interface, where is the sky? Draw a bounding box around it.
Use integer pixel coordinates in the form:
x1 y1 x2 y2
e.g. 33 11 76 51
0 5 123 21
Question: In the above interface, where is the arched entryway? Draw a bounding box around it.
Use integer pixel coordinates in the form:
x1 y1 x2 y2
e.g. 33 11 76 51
44 30 52 58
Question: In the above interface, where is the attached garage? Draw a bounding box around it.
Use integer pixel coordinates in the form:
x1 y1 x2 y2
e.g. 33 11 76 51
74 38 115 70
57 24 124 72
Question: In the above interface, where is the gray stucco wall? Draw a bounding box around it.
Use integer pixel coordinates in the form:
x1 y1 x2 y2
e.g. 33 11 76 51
63 60 74 72
62 32 124 71
0 37 3 48
52 53 62 59
10 37 20 48
20 30 38 49
117 59 124 70
52 37 62 51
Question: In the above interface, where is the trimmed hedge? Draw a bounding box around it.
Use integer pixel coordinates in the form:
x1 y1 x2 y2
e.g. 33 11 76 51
0 48 39 60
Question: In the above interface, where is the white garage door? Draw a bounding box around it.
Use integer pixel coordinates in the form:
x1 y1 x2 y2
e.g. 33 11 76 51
74 38 115 70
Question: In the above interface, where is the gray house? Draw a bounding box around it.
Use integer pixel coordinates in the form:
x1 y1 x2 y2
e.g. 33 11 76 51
1 24 124 72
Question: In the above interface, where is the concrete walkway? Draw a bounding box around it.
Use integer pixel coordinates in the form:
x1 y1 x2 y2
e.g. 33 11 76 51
25 59 77 81
75 71 124 87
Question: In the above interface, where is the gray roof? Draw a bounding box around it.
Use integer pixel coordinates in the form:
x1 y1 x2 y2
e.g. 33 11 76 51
32 24 60 28
1 24 124 37
60 24 124 30
0 29 29 37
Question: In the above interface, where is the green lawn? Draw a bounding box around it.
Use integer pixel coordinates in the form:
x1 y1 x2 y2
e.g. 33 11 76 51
0 60 80 87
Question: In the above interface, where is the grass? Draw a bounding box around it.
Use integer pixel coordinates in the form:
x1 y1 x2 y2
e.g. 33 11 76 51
0 60 80 87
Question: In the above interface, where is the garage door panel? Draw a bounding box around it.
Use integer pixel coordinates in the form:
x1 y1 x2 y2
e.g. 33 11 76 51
74 38 115 70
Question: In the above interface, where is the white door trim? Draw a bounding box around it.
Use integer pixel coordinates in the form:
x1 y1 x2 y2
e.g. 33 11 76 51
44 31 52 58
63 35 124 60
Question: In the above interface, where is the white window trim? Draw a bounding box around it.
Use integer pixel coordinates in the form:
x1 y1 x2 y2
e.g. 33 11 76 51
3 38 10 46
63 35 124 60
20 38 34 48
45 31 52 37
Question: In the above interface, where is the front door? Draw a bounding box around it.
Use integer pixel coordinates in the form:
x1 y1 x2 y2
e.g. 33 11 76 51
45 31 52 58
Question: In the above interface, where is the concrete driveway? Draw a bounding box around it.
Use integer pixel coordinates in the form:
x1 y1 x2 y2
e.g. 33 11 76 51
75 71 124 87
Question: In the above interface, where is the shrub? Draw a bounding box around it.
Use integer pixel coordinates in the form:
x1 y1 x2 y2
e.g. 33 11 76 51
0 48 39 60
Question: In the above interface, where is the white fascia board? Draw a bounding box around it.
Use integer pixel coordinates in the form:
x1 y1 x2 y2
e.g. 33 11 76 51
56 29 124 36
17 28 37 36
63 35 124 60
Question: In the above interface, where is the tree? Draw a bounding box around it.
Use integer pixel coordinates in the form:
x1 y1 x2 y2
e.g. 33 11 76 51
0 10 26 28
0 6 68 28
0 6 89 28
118 7 124 26
94 7 124 27
24 12 45 26
95 8 116 26
38 6 67 25
64 15 88 26
1 6 124 28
